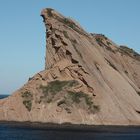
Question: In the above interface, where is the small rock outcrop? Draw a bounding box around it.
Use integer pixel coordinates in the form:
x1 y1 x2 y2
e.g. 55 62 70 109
0 8 140 125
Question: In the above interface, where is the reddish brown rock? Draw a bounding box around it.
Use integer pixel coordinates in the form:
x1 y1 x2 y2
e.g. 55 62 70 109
0 8 140 125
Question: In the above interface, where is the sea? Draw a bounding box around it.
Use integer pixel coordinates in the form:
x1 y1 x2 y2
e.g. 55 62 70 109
0 95 140 140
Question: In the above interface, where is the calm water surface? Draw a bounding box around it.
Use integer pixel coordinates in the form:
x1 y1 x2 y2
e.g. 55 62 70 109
0 95 140 140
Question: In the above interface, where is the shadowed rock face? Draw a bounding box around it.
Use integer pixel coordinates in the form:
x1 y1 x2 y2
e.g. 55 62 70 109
0 8 140 125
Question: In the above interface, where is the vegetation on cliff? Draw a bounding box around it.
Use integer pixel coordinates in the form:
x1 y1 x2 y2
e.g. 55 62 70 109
39 80 99 114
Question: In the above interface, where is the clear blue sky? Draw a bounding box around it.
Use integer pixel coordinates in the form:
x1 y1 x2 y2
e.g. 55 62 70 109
0 0 140 95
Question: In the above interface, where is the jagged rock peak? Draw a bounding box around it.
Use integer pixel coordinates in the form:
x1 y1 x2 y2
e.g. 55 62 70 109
0 8 140 125
41 8 90 70
41 8 86 32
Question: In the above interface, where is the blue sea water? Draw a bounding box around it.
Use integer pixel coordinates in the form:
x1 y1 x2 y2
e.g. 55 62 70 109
0 95 9 99
0 124 140 140
0 95 140 140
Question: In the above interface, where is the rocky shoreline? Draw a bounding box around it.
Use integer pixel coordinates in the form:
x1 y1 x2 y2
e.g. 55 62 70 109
0 121 140 133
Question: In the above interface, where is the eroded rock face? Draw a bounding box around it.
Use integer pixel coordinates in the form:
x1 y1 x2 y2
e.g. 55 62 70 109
0 8 140 125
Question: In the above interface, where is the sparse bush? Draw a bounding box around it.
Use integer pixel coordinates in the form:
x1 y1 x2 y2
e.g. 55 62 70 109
68 91 82 103
68 91 91 104
21 91 33 112
96 38 103 43
46 98 52 103
68 91 99 113
120 46 134 53
21 91 33 99
63 31 69 39
44 8 87 37
106 41 112 46
55 17 75 30
90 104 100 113
23 100 32 111
65 107 71 114
39 80 99 114
68 80 78 87
28 77 33 81
124 70 128 74
56 16 86 36
63 18 74 29
39 80 78 103
119 46 140 61
40 80 78 95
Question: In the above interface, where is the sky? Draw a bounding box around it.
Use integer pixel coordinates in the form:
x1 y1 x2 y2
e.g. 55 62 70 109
0 0 140 95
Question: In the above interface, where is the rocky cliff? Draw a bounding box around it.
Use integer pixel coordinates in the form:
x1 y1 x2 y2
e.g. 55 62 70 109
0 8 140 125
